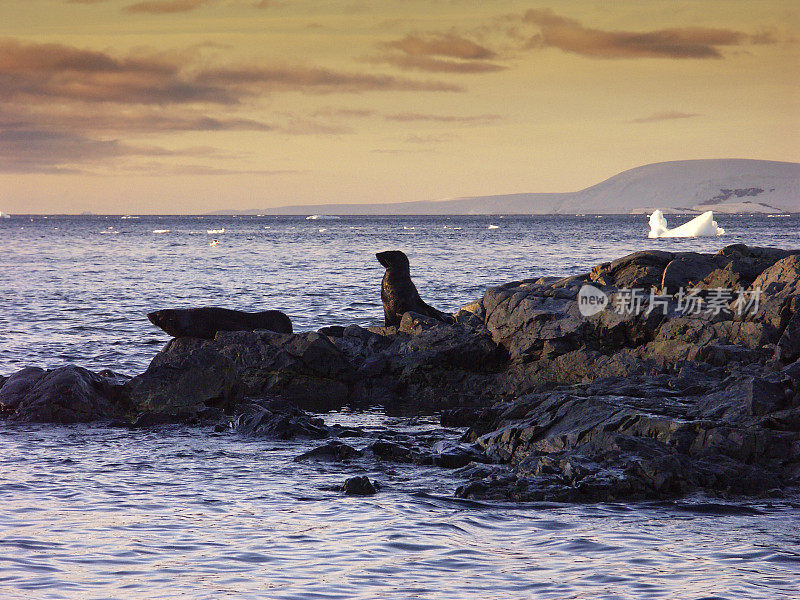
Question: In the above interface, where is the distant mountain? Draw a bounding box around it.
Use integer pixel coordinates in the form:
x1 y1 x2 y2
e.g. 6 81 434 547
218 159 799 215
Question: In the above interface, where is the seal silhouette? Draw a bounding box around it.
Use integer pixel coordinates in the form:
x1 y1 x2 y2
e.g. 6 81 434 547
376 250 454 327
147 307 292 339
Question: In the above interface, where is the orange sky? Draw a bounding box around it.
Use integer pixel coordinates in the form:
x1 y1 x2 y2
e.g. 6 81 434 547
0 0 797 213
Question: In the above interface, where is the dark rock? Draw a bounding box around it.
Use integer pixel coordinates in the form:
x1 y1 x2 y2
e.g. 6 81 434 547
367 440 417 463
430 440 488 469
0 365 127 423
294 441 362 462
342 475 377 496
125 338 243 417
318 325 346 337
750 254 800 298
233 402 329 439
590 250 675 289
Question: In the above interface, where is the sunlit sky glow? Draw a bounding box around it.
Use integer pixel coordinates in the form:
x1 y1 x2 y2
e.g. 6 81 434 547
0 0 797 213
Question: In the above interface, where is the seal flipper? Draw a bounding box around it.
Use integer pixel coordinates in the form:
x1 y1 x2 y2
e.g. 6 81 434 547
421 303 455 324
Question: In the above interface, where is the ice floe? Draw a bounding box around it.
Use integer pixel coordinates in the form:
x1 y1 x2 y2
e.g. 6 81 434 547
648 210 724 238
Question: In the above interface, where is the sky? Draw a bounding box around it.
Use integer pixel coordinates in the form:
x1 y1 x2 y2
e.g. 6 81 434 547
0 0 797 214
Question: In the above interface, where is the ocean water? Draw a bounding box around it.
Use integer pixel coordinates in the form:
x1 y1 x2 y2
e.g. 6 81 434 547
2 213 800 599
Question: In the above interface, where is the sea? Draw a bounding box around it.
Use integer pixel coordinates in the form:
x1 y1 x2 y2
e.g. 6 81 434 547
1 213 799 599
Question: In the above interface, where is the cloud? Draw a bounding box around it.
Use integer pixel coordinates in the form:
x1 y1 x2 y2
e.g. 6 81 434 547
521 8 773 59
0 129 169 173
0 37 461 172
194 64 461 93
386 112 501 124
404 133 454 144
380 54 505 73
630 111 703 123
376 31 505 73
0 38 460 108
0 38 232 105
124 0 208 14
1 106 277 133
122 162 298 176
384 33 496 60
312 108 375 118
275 119 353 135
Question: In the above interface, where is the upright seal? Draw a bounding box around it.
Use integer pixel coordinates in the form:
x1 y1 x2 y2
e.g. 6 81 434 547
376 250 454 327
147 307 292 339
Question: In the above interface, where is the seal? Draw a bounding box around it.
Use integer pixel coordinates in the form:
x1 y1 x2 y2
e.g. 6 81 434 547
147 307 292 339
376 250 454 327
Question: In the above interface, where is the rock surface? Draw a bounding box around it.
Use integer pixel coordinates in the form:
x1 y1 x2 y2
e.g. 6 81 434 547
4 244 800 502
0 366 128 423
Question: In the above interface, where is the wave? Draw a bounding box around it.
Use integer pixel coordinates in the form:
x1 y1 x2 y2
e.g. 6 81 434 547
152 229 171 234
306 215 340 220
487 224 499 229
206 228 225 234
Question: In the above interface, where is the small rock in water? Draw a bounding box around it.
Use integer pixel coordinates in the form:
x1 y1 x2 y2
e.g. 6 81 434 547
294 441 362 462
342 475 377 496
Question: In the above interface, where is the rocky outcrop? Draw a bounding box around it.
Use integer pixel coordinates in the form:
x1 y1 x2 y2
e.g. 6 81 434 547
454 363 800 501
121 312 504 418
4 244 800 503
0 366 128 423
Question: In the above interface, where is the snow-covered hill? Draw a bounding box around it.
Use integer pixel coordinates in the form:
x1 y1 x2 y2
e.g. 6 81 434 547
235 159 799 215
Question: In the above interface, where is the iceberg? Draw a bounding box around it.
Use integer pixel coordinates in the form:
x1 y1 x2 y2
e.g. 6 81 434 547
0 211 10 219
306 214 340 220
648 210 724 238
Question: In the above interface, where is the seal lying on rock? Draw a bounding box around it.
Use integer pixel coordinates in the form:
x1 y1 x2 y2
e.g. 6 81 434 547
147 307 292 339
376 250 454 327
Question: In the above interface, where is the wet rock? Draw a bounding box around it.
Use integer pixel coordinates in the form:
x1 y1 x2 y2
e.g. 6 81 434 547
342 475 377 496
463 365 798 502
318 325 346 337
749 253 800 298
430 440 488 469
125 338 243 417
233 402 329 439
590 250 675 289
294 441 362 462
367 440 417 463
0 365 126 423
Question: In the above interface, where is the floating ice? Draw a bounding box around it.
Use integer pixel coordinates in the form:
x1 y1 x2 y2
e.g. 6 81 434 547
306 215 340 220
153 229 171 234
0 211 10 219
648 210 724 238
488 224 499 229
206 228 224 234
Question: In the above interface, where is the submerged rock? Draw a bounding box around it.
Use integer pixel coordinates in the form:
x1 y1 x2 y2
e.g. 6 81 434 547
233 402 329 440
342 476 377 496
295 441 363 462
